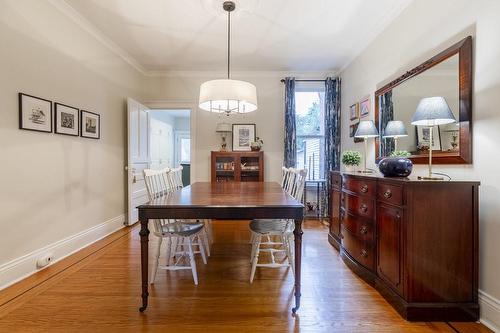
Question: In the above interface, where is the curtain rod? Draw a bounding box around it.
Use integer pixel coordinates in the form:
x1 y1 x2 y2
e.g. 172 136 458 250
280 79 326 83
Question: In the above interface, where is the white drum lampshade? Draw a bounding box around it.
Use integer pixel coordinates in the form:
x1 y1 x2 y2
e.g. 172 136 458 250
199 79 258 114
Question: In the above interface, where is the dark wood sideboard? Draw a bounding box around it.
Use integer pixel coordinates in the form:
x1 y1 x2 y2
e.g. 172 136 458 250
328 171 479 321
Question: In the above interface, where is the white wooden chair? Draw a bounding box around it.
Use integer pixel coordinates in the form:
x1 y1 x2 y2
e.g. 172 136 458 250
169 166 213 251
249 168 307 283
143 168 207 285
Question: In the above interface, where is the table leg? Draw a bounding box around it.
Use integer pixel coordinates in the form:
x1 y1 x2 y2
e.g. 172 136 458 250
139 216 150 312
292 218 303 314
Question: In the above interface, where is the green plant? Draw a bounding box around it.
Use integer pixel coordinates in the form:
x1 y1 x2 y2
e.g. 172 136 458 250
390 150 411 157
342 150 361 166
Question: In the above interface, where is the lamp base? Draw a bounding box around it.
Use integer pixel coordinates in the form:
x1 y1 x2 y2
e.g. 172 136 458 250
417 176 444 181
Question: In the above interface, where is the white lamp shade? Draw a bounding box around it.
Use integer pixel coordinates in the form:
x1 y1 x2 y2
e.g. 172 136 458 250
383 120 408 138
411 97 456 126
355 120 379 138
216 122 232 133
199 79 258 113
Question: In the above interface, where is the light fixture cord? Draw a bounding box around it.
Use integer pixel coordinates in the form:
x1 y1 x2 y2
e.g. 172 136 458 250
227 9 231 79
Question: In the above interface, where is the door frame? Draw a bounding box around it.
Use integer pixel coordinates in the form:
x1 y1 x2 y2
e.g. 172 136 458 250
144 100 197 182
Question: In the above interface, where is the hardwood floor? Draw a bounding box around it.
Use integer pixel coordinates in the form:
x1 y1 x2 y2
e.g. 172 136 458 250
0 220 491 332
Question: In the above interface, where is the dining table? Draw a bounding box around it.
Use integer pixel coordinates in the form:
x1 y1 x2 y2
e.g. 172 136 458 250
137 181 304 313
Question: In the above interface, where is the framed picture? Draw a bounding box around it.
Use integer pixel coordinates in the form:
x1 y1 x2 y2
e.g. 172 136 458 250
349 103 359 121
349 121 364 143
232 123 256 151
55 103 79 136
416 126 442 151
80 110 100 139
359 98 370 118
19 93 52 133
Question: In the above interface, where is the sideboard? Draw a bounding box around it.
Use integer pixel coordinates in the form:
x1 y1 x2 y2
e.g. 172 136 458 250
329 171 479 321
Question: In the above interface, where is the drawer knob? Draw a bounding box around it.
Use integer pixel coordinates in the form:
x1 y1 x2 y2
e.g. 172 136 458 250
360 225 368 234
360 184 369 193
383 190 392 199
360 204 368 213
361 249 368 258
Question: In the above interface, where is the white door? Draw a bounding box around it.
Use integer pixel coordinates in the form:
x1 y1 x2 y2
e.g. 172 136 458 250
126 98 150 225
150 117 173 169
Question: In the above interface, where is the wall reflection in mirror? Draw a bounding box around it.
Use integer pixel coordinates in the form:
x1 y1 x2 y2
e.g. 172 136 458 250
379 54 459 157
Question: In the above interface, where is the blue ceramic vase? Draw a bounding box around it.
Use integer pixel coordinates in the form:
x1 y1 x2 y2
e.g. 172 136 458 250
378 157 413 177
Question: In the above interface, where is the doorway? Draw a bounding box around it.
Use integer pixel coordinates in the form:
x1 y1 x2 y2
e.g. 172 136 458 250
126 99 193 225
149 109 191 185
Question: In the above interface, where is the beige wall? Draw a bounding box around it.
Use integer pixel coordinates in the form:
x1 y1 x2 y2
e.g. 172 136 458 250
144 71 334 183
0 0 144 268
340 0 500 326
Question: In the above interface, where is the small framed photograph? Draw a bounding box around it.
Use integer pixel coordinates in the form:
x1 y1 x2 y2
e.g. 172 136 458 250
80 110 100 139
416 126 441 151
350 121 364 143
360 97 370 118
232 123 256 151
55 103 79 136
19 93 52 133
349 103 359 121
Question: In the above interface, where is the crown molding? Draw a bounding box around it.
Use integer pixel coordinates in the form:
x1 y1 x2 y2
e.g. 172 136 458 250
48 0 147 75
145 70 339 78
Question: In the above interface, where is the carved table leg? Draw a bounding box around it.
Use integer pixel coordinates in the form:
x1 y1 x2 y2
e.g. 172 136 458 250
139 215 150 312
292 218 303 314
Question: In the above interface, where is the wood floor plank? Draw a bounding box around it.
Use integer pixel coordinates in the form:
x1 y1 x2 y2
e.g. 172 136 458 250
0 220 490 332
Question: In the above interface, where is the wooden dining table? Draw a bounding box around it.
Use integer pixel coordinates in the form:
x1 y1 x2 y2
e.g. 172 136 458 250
137 181 305 313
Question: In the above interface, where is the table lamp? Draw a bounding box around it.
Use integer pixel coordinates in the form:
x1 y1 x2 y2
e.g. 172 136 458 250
354 120 379 173
383 120 408 152
216 122 232 151
411 97 456 180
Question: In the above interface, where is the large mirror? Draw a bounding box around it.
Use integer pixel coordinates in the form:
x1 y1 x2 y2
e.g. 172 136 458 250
375 36 472 164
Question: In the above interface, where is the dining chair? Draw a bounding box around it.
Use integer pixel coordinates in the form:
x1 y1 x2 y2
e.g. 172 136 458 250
249 168 307 283
169 166 213 250
143 168 207 285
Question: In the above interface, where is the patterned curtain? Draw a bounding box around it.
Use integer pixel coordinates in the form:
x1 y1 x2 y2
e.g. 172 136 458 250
380 91 394 156
323 77 341 216
283 77 296 168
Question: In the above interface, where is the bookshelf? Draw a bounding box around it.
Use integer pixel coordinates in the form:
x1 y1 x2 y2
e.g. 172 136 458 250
211 151 264 182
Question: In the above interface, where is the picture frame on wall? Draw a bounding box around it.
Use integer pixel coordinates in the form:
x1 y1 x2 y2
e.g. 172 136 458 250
232 123 256 151
55 103 79 136
80 110 100 139
19 93 53 133
359 97 370 118
349 103 359 121
416 126 442 151
350 121 364 143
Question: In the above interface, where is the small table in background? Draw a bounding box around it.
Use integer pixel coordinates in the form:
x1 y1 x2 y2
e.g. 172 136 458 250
303 179 326 218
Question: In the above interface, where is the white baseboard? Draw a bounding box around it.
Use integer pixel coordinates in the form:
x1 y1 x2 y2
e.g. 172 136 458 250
0 214 125 291
480 289 500 332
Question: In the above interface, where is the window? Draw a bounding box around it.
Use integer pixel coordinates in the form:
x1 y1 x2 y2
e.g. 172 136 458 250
295 83 325 180
180 138 190 163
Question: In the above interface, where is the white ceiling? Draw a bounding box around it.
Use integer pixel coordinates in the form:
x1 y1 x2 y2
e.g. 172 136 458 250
62 0 413 75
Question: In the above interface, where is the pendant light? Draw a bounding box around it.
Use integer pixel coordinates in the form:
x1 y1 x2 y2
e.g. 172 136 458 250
198 1 258 114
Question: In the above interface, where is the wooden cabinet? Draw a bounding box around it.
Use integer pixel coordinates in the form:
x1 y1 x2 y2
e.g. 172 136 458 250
377 203 403 295
329 171 480 322
328 173 341 249
211 151 264 182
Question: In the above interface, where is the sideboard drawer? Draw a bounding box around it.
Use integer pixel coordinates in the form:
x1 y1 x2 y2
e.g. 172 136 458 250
341 210 374 242
343 192 374 219
377 182 403 206
341 226 375 271
342 177 376 197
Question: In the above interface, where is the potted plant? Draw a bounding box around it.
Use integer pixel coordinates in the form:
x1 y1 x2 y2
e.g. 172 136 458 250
342 150 361 172
378 150 413 177
250 137 264 151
